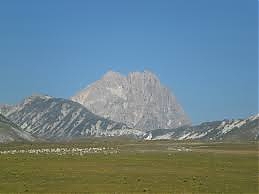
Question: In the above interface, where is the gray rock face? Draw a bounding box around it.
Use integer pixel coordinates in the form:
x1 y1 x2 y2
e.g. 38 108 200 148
2 95 128 140
71 70 191 130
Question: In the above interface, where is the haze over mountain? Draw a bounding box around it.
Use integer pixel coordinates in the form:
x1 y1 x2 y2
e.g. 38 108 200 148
71 70 191 130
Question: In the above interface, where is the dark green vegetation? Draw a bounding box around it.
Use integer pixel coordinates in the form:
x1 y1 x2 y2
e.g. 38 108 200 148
0 140 258 193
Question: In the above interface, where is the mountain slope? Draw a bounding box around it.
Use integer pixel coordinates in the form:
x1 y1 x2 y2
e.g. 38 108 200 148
1 95 132 140
71 70 191 130
150 115 259 141
0 114 35 143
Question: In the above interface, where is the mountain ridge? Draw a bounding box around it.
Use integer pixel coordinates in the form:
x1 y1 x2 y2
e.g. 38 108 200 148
149 114 259 141
1 95 131 140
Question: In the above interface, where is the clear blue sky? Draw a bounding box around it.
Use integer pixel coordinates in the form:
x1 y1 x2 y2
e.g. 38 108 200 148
0 0 257 124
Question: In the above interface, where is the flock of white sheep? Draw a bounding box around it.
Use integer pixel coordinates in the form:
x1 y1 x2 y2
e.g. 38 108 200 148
0 147 119 155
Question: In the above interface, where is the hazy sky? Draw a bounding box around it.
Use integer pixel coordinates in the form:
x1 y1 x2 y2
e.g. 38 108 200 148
0 0 257 124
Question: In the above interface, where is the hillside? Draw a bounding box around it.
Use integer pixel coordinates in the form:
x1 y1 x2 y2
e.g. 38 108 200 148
0 114 34 143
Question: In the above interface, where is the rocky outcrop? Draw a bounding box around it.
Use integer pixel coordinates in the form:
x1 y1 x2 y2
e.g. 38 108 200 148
71 70 191 130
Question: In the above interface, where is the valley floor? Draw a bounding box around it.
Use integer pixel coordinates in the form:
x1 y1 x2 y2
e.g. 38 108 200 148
0 140 258 193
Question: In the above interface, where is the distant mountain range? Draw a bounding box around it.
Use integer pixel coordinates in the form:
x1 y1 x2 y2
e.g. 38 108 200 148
0 71 258 143
149 114 259 141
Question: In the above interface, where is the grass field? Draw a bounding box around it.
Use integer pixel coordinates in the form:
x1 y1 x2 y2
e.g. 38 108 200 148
0 139 258 193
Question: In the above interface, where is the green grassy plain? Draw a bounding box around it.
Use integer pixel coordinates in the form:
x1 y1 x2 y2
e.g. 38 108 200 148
0 140 258 193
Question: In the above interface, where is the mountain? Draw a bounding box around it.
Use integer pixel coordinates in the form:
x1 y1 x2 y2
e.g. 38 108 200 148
0 113 35 143
1 95 133 140
1 94 257 142
71 70 191 130
0 87 256 142
149 114 259 141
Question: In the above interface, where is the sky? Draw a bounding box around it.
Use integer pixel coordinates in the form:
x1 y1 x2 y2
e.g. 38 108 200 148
0 0 257 124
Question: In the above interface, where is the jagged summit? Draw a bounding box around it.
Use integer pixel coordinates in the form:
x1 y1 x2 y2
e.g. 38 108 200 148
27 94 53 100
129 70 159 79
101 70 159 81
71 70 191 130
103 70 123 78
102 70 159 80
21 93 52 101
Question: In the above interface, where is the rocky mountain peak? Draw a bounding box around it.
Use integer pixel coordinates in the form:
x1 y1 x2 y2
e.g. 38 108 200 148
71 70 191 130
